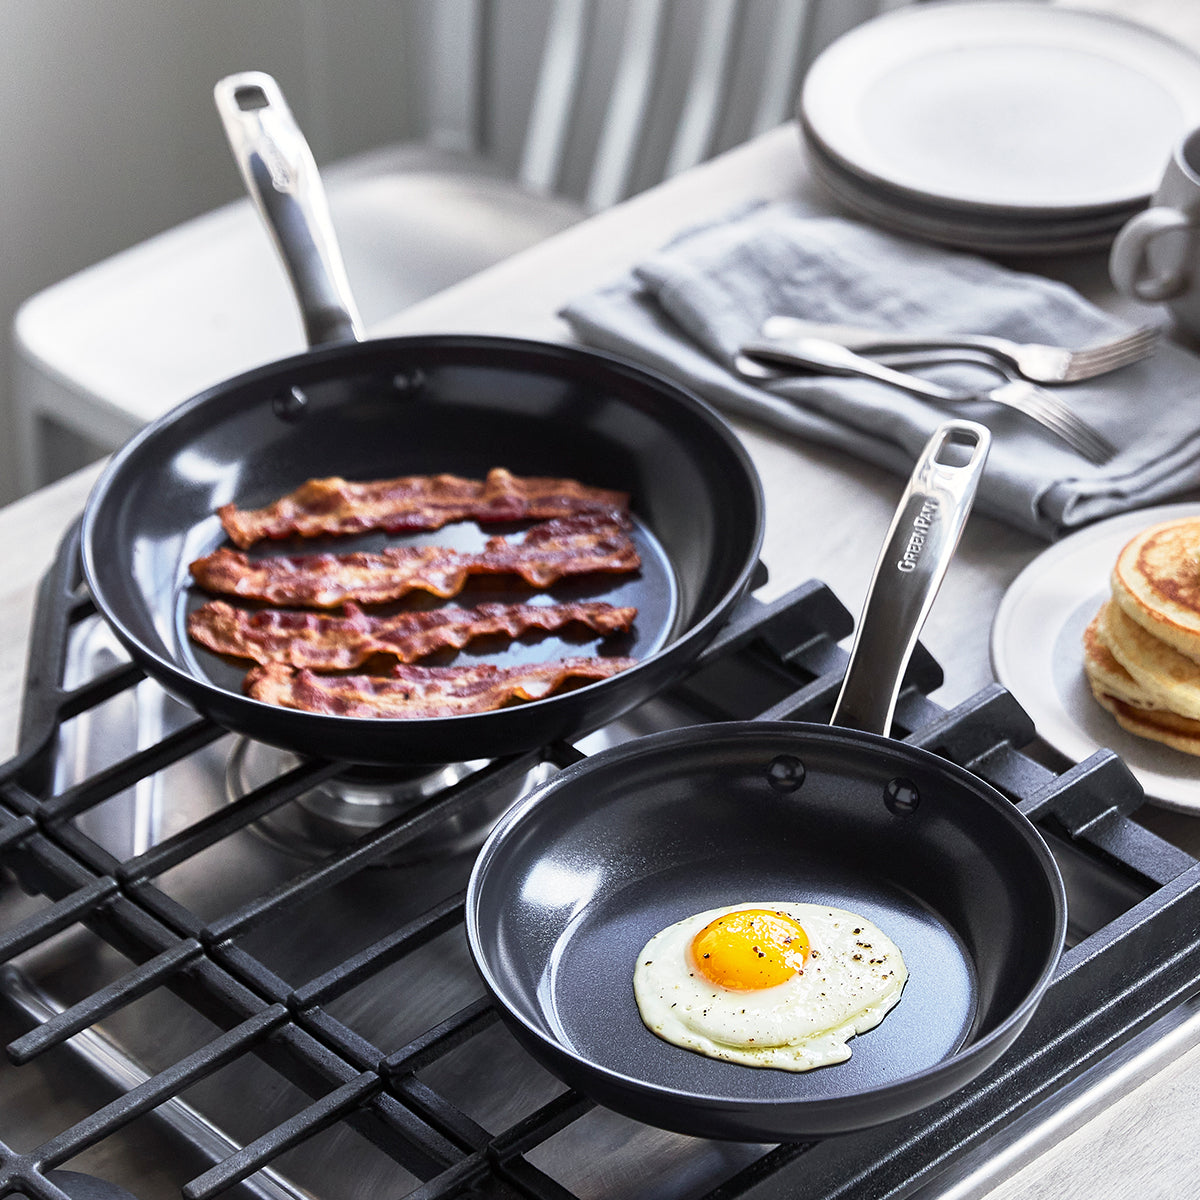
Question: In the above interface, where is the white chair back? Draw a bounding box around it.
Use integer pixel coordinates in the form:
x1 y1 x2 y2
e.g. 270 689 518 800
434 0 917 211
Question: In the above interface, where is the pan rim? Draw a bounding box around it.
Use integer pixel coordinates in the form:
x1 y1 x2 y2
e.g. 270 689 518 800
79 333 765 742
465 719 1068 1116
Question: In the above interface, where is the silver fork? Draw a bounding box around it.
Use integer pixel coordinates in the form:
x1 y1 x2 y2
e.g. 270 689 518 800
878 348 1124 465
759 315 1160 385
737 337 1117 464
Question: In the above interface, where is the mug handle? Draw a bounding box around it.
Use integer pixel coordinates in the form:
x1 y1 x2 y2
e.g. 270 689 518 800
1109 205 1193 302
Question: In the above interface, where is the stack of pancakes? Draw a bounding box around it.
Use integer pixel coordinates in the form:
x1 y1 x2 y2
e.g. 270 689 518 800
1083 516 1200 756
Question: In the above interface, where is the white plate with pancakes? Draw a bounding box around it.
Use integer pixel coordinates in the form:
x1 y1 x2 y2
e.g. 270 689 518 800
992 503 1200 812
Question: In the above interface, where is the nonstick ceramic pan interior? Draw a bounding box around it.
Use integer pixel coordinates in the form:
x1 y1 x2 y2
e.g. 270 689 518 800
467 420 1067 1140
466 721 1066 1141
81 334 763 764
79 72 763 766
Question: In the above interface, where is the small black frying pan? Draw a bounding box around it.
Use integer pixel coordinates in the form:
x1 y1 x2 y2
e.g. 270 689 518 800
466 420 1068 1141
78 73 762 766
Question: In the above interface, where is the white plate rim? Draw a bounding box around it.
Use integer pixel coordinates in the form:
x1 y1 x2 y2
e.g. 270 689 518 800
804 137 1126 256
801 2 1200 217
990 502 1200 812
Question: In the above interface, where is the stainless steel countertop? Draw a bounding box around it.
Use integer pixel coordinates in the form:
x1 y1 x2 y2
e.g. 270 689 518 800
7 8 1200 1189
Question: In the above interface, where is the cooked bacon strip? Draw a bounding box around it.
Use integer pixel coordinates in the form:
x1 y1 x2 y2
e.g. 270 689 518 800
190 514 640 607
187 599 637 669
219 467 630 548
244 657 637 718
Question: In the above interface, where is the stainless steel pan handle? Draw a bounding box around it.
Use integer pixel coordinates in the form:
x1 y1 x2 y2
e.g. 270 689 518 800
830 420 990 736
213 71 363 348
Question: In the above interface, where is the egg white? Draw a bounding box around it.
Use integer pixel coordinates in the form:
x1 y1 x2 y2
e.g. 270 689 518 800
632 901 908 1071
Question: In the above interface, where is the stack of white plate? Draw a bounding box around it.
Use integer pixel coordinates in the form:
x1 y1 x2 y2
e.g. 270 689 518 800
799 2 1200 255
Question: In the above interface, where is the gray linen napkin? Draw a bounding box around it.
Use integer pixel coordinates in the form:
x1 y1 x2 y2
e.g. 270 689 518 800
560 201 1200 540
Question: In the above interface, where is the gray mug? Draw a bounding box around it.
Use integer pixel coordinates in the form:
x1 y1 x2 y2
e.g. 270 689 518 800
1111 126 1200 337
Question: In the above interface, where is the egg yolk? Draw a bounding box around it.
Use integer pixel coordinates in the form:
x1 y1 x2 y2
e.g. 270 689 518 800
689 908 811 990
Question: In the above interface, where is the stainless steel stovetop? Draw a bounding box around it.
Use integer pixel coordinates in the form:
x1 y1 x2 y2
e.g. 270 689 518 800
3 527 1200 1200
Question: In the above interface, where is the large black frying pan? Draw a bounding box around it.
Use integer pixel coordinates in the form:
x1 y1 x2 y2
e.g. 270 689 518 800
79 72 762 766
467 420 1068 1141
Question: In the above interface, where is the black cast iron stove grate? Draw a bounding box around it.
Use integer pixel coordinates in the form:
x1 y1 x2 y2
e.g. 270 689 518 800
3 525 1200 1200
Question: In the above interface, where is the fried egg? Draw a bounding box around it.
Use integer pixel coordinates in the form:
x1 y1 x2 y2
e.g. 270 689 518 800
632 902 907 1071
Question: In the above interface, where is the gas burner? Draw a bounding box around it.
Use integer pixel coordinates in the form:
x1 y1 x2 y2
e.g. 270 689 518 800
224 737 532 863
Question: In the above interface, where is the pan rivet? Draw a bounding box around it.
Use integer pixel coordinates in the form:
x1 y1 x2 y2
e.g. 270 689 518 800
393 369 426 395
272 386 309 422
884 778 920 815
766 755 805 792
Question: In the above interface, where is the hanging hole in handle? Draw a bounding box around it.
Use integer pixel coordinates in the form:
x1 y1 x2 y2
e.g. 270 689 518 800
932 423 985 468
234 84 270 112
